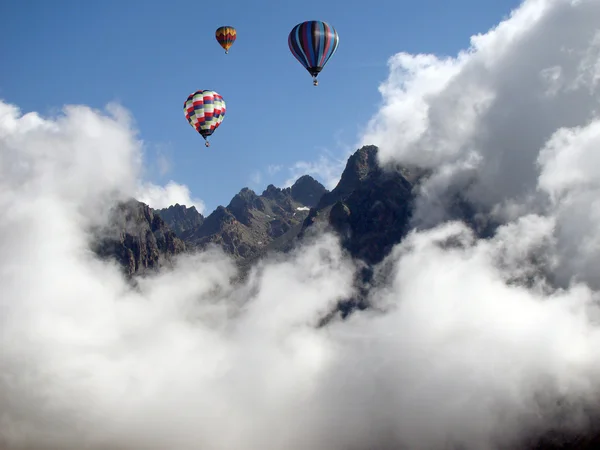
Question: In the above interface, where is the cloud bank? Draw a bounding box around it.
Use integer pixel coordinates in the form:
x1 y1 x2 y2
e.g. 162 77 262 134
3 0 600 449
362 0 600 288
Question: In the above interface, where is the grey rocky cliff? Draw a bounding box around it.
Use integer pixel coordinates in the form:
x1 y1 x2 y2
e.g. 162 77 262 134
93 199 186 276
157 176 329 262
155 203 204 238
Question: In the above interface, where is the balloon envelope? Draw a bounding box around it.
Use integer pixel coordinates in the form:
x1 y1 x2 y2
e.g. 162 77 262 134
216 26 237 53
288 20 339 80
184 90 226 141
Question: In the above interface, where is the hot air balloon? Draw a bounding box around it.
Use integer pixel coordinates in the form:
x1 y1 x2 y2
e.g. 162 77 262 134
216 26 236 54
183 90 226 147
288 20 339 86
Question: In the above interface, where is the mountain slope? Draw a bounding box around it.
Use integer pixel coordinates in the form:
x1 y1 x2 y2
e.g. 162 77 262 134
94 175 328 277
305 145 425 265
262 145 426 269
156 203 204 238
168 175 327 261
93 199 186 276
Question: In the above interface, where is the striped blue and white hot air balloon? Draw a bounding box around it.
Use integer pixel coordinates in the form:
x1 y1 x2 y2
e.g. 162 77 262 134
288 20 339 86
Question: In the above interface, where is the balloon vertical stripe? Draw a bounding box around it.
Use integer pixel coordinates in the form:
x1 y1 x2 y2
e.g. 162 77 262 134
288 20 339 81
317 21 326 67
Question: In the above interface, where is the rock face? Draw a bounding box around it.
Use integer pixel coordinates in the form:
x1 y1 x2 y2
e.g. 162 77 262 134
265 145 425 269
289 174 328 207
311 145 422 266
182 177 327 260
95 175 328 276
315 144 381 210
88 146 506 278
155 204 204 238
93 199 186 276
95 175 328 269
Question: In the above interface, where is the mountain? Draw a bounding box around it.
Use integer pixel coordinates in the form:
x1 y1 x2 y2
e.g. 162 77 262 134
92 199 186 276
156 174 328 261
302 145 426 265
290 174 329 207
258 145 429 314
90 146 600 450
95 146 464 284
96 146 427 315
95 174 328 277
155 203 204 237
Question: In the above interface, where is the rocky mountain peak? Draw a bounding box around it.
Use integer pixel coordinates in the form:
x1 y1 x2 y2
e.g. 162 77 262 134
317 145 381 210
175 176 322 261
261 184 287 202
156 203 204 237
163 203 200 214
336 144 379 192
227 187 264 226
290 175 328 208
197 206 236 236
93 199 185 276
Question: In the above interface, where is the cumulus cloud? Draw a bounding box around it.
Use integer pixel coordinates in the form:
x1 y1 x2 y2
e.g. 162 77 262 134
0 100 356 447
362 0 600 285
363 0 600 200
3 0 600 449
136 180 206 215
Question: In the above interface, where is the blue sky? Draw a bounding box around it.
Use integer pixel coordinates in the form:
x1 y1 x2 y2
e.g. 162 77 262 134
1 0 522 213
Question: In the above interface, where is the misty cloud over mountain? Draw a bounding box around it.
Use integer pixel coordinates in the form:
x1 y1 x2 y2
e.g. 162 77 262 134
3 0 600 449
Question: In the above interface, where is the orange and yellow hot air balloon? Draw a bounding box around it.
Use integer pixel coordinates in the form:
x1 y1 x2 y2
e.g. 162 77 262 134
215 26 236 54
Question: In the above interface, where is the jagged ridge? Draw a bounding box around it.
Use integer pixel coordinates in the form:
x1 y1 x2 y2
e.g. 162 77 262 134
90 146 600 449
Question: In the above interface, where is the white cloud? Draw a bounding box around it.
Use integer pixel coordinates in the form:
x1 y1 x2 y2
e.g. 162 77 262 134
362 0 600 211
137 180 206 214
0 100 142 225
4 1 600 448
361 0 600 286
